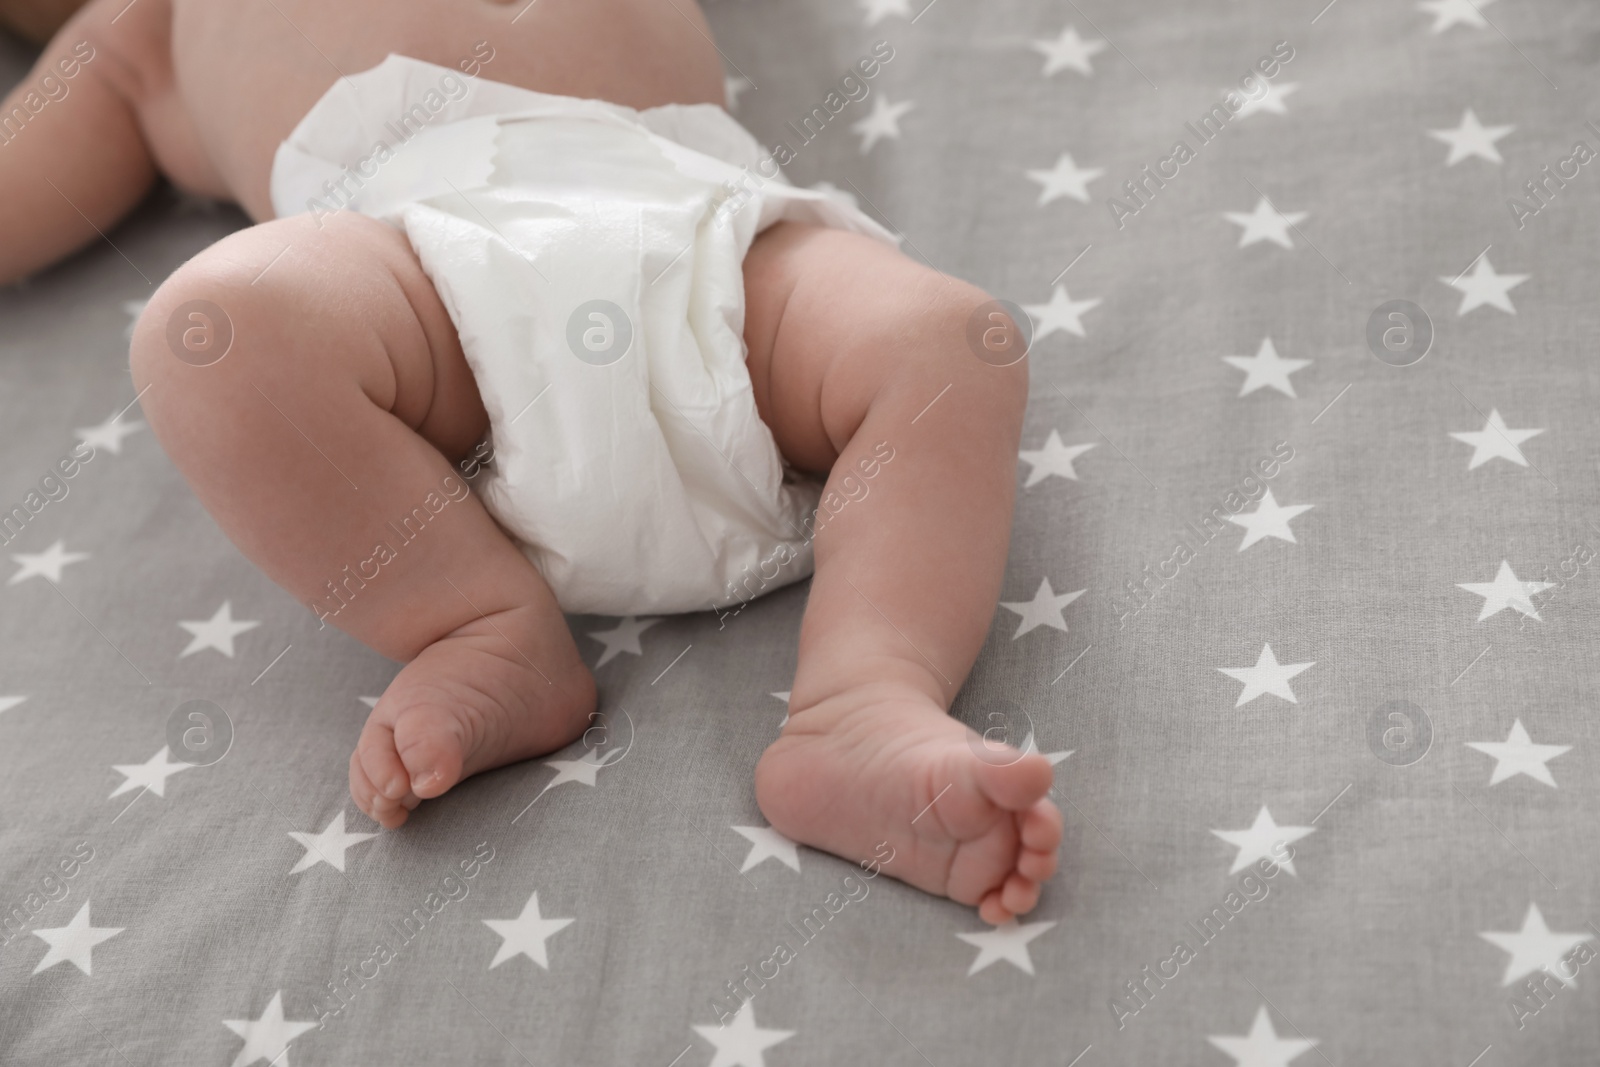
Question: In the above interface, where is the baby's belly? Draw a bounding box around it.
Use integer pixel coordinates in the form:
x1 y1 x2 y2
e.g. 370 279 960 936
168 0 725 220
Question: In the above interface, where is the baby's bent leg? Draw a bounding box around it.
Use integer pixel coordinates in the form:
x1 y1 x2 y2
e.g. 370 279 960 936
743 223 1061 922
131 213 595 826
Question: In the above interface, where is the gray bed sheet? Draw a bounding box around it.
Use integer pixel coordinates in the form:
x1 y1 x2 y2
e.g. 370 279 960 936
3 0 1599 1064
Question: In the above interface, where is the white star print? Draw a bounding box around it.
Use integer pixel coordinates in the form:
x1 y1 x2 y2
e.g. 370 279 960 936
1207 1005 1318 1067
853 94 914 153
587 616 661 668
484 891 574 969
287 811 375 875
693 1002 794 1067
222 991 316 1067
74 410 145 455
1023 285 1101 341
31 901 123 976
1419 0 1495 33
1223 338 1311 399
1025 152 1104 205
1466 719 1571 788
771 690 790 729
1441 255 1528 315
1019 431 1095 487
1223 197 1308 249
957 918 1057 976
109 747 194 799
0 695 27 716
1030 25 1106 77
1481 903 1592 987
732 825 801 873
1217 644 1314 707
1428 108 1514 165
1449 409 1543 469
1457 560 1554 622
1235 80 1299 120
1212 806 1315 876
724 75 752 111
536 747 623 798
1228 489 1313 550
1019 731 1074 766
1000 578 1084 638
177 601 261 659
858 0 912 26
8 540 89 586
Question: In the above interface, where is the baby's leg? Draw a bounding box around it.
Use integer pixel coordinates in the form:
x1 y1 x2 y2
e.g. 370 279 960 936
130 213 595 827
744 223 1061 923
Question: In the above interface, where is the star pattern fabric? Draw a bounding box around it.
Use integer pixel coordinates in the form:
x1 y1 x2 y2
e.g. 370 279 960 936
1427 108 1513 165
31 901 123 976
1018 431 1094 487
287 811 376 874
1030 25 1105 77
1457 560 1554 622
1419 0 1495 33
222 991 316 1067
1207 1005 1317 1067
1234 80 1298 119
1218 644 1314 707
1228 489 1313 550
999 578 1083 637
1024 285 1100 341
109 747 194 799
177 601 261 659
484 891 574 969
1223 338 1310 398
4 5 1600 1063
1480 904 1592 987
1440 255 1528 315
1448 409 1542 469
74 411 145 454
852 95 914 153
957 919 1057 976
1025 152 1103 205
8 540 90 585
1223 198 1308 249
587 616 660 667
693 1001 794 1067
858 0 912 26
731 825 801 873
1212 806 1315 875
1465 719 1571 788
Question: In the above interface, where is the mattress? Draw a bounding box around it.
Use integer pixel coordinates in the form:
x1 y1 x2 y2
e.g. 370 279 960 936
1 0 1597 1063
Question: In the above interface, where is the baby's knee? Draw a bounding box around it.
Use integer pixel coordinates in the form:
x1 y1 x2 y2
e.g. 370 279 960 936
131 257 248 389
888 273 1030 429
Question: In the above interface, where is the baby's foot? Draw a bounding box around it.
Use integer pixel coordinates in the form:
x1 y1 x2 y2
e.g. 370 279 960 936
349 607 596 828
754 685 1063 923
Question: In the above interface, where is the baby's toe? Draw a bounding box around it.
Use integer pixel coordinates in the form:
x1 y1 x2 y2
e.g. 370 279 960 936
392 705 468 800
357 718 413 801
349 752 409 828
1000 872 1040 917
1017 847 1056 882
349 750 378 815
978 888 1015 925
1020 798 1064 851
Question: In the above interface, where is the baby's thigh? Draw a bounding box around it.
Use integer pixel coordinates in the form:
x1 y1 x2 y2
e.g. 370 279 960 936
741 222 1013 473
131 210 487 460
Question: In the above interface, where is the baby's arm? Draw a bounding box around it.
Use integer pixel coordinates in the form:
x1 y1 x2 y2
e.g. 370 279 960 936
0 0 156 285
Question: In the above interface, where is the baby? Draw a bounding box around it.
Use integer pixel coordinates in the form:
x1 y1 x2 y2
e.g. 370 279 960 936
2 0 1060 924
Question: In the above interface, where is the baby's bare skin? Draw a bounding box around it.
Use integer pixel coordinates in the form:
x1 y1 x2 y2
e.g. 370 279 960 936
3 0 1061 922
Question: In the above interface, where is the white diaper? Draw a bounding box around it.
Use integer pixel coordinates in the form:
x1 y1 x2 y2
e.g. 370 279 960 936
269 55 896 615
